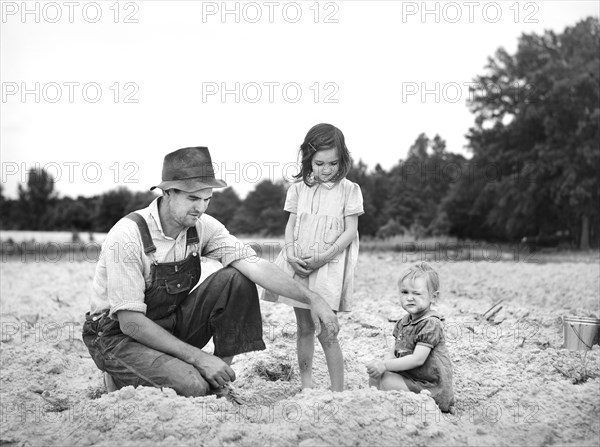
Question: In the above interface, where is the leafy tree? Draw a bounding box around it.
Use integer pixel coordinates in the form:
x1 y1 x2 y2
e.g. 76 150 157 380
16 167 56 230
46 197 91 231
385 133 465 235
127 191 158 213
461 17 599 247
230 180 287 236
208 187 242 227
94 187 135 232
93 188 157 232
0 185 12 229
347 160 387 236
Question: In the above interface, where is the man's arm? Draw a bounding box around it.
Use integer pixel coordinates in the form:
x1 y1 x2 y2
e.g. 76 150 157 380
116 310 235 388
230 257 339 336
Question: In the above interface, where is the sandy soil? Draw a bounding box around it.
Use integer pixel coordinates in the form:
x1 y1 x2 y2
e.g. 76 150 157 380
1 253 599 446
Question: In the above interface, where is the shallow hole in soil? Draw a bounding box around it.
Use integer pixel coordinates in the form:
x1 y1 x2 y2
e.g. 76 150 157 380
252 360 294 382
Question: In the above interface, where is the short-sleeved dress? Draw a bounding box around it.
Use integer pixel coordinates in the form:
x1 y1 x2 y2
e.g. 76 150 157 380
262 178 364 311
392 310 454 411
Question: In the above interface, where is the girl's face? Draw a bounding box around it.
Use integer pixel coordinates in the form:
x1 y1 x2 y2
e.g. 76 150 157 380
399 276 432 318
311 147 339 183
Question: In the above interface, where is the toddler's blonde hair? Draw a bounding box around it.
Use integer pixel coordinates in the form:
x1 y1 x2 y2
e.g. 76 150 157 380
398 261 440 300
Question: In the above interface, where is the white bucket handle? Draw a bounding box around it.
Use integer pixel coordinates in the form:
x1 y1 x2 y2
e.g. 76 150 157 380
570 323 595 349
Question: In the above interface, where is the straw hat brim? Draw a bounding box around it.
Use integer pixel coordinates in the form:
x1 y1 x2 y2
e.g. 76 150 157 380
151 177 227 192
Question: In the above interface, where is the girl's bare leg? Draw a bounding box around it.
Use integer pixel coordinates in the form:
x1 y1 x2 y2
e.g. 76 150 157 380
368 376 380 389
318 328 344 392
294 308 315 389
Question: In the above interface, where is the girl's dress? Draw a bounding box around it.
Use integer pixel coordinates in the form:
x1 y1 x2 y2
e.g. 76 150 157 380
262 178 364 311
392 310 455 411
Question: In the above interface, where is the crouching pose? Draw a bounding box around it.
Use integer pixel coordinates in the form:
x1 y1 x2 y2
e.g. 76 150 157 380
82 146 339 397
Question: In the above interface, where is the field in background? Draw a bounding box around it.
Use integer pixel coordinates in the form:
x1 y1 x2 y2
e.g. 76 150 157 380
1 231 597 265
0 230 106 244
0 253 599 446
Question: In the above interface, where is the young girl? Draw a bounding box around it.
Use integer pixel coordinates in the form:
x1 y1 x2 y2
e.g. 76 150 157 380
366 261 454 412
262 123 364 392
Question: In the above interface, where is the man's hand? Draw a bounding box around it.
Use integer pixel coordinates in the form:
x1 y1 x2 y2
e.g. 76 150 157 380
192 353 236 388
366 360 386 378
231 257 339 337
288 256 312 278
117 310 237 389
308 294 339 337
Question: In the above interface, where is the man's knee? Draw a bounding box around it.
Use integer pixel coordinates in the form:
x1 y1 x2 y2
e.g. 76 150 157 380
177 372 211 397
147 355 211 397
163 360 211 397
218 266 254 287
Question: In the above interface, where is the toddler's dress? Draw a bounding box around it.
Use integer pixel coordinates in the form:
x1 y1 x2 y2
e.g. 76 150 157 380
392 310 455 411
262 178 363 311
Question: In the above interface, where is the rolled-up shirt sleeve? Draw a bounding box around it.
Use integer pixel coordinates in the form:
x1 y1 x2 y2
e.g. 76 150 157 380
201 214 257 267
100 220 148 318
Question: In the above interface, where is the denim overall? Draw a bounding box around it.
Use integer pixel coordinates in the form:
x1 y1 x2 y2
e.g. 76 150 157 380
82 212 266 397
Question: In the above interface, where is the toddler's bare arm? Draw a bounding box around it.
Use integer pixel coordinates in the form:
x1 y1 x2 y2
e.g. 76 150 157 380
383 345 432 372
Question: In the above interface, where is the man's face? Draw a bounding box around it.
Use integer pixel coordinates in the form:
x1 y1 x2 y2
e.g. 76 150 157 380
164 188 213 230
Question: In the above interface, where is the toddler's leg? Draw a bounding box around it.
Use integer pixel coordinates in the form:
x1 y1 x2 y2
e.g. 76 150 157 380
317 325 344 392
368 376 380 389
379 372 410 392
294 308 315 389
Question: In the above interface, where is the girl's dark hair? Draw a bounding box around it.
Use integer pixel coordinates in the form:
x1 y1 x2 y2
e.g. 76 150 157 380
293 123 352 186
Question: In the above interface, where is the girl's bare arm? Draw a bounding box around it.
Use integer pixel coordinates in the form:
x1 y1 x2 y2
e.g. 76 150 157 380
303 214 359 269
283 212 311 276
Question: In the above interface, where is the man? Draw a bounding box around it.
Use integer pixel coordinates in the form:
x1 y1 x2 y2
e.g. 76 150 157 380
82 147 338 396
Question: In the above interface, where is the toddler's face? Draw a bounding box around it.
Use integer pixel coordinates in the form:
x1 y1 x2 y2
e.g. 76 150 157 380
311 147 339 183
399 276 432 317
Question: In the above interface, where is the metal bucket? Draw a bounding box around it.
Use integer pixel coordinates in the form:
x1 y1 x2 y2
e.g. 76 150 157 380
562 316 600 351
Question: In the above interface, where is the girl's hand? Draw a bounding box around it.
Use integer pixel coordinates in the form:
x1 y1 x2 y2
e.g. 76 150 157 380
301 254 328 271
288 257 312 278
366 360 386 379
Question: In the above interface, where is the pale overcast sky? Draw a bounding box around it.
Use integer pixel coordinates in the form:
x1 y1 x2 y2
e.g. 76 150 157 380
1 1 598 199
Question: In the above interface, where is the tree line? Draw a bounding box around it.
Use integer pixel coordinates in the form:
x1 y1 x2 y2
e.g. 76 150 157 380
1 18 597 248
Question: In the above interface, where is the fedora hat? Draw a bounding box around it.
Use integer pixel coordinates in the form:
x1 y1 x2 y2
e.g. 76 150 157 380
150 147 227 192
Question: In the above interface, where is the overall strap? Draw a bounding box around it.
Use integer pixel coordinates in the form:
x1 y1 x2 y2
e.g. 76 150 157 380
186 225 199 246
125 212 156 255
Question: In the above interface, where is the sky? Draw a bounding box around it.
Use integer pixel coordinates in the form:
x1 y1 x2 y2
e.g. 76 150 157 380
1 0 598 200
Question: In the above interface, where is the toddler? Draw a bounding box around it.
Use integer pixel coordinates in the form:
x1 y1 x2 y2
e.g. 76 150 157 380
366 261 454 411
